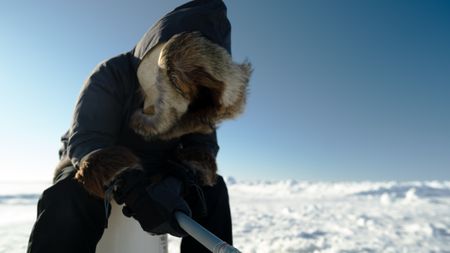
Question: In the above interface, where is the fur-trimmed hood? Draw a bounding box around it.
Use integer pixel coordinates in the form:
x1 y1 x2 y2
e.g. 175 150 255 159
133 0 232 61
129 0 252 140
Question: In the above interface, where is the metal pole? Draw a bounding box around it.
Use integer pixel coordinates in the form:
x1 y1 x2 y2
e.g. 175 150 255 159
174 212 242 253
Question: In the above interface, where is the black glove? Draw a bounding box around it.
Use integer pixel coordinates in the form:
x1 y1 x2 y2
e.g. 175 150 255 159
112 169 191 237
166 160 208 219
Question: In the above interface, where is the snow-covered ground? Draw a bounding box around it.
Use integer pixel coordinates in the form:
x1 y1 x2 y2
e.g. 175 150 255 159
226 179 450 253
1 179 450 253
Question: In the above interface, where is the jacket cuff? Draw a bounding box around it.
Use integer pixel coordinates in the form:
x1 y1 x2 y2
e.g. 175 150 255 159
74 146 142 198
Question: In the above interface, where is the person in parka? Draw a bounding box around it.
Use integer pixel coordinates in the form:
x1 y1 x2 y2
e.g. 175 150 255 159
26 0 251 252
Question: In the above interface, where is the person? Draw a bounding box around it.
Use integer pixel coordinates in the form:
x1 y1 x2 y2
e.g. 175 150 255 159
26 0 251 252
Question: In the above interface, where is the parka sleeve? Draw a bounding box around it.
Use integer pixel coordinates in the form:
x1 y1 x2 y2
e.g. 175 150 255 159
176 131 220 186
67 60 127 169
179 131 220 157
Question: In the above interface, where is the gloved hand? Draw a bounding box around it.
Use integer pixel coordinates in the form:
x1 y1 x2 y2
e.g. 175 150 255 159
112 169 192 237
166 160 208 219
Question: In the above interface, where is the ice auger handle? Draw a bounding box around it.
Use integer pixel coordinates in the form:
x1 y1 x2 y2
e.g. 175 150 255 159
174 212 242 253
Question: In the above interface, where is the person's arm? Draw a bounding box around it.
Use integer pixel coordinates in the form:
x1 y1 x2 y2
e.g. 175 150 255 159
180 131 220 157
67 57 141 198
67 60 126 169
175 131 220 186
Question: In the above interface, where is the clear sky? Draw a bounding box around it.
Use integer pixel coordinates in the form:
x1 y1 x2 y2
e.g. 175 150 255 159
1 0 449 182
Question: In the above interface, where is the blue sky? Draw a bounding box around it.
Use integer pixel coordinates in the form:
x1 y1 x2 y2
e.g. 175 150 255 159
1 0 449 181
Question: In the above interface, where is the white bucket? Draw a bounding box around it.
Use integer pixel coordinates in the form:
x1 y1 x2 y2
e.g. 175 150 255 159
96 201 168 253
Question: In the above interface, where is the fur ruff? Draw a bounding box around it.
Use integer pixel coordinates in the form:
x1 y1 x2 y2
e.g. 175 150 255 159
130 32 252 140
175 149 218 186
74 146 142 198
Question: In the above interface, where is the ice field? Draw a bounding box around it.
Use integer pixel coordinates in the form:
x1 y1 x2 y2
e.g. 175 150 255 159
1 179 450 253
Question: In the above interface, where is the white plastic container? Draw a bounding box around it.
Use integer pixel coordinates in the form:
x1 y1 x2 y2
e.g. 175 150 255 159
96 201 167 253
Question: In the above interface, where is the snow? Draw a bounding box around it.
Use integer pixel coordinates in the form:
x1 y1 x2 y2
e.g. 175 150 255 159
1 179 450 252
232 179 450 253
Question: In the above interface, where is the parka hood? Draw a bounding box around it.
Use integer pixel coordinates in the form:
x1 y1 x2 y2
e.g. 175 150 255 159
133 0 231 62
130 0 252 140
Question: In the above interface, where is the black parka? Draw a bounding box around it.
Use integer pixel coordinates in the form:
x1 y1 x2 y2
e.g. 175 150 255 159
59 0 231 173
